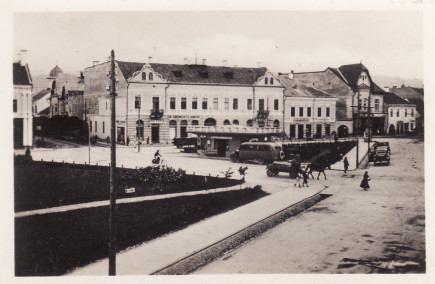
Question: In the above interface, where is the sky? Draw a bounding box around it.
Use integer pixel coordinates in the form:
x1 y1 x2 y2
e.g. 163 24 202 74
13 10 423 80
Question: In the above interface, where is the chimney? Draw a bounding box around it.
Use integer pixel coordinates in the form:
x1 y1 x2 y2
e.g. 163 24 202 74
184 58 188 65
383 86 389 92
148 56 153 64
289 70 294 80
202 59 207 65
18 49 28 65
222 60 228 66
93 61 99 66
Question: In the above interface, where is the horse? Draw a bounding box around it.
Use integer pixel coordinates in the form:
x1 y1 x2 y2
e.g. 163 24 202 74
306 162 328 180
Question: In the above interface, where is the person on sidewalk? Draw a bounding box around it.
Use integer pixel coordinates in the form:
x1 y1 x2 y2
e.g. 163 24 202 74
360 171 370 191
294 170 302 188
343 157 349 174
301 170 309 187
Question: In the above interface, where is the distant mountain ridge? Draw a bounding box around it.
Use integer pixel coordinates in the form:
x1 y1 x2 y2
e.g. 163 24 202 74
372 75 423 89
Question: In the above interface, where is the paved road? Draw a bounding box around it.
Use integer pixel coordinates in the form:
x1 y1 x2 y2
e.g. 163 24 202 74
194 138 425 273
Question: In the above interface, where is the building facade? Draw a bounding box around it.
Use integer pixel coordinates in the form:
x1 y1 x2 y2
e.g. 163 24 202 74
13 60 33 148
84 60 285 150
383 92 418 135
279 74 337 139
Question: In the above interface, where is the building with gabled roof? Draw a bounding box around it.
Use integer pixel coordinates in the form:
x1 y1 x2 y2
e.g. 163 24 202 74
84 59 285 156
32 89 51 117
287 63 387 137
383 92 418 135
13 51 33 148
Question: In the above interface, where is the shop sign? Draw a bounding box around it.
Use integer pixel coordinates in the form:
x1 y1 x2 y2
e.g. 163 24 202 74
211 136 232 140
293 118 309 122
116 120 126 124
150 120 165 125
167 115 200 119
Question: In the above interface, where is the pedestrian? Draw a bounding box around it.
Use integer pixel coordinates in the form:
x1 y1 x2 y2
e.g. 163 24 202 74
294 171 302 188
301 170 309 187
127 137 130 146
360 171 370 191
147 137 150 145
343 157 349 174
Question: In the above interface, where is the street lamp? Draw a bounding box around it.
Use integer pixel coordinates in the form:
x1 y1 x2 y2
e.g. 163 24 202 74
84 99 91 165
135 96 141 152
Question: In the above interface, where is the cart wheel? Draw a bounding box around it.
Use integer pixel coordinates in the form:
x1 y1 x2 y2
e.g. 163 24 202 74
267 169 274 177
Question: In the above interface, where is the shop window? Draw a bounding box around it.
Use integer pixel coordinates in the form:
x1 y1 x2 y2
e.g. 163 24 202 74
191 120 199 126
204 118 216 126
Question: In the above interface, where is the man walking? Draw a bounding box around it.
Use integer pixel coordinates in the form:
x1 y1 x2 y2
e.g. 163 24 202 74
343 157 349 174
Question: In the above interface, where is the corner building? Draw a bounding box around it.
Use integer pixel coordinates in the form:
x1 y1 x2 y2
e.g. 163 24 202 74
84 60 285 146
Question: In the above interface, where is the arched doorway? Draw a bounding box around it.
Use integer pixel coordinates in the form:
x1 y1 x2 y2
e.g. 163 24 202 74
388 124 396 135
337 125 348 138
232 119 239 125
204 118 216 126
247 119 253 127
191 120 199 126
223 119 231 125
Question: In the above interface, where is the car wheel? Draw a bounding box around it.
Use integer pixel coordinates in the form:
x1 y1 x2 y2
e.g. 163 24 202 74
267 169 274 177
258 158 265 165
273 171 279 176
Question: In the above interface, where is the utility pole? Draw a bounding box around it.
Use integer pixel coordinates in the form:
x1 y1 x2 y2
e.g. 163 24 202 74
109 50 117 276
356 92 360 168
138 100 141 152
85 100 91 165
367 92 371 155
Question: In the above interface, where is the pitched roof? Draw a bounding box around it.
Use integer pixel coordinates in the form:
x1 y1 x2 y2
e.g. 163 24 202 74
383 92 414 105
278 75 335 98
13 62 32 86
392 87 424 100
117 61 268 85
32 89 51 102
337 63 366 88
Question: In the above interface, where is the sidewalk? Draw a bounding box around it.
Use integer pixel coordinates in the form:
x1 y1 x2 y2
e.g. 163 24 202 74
331 138 369 171
69 183 325 275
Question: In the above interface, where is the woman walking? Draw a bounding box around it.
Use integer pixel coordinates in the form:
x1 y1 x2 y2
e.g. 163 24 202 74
360 171 370 191
343 157 349 174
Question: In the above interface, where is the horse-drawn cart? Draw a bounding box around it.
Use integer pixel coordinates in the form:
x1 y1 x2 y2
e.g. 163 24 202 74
266 161 300 179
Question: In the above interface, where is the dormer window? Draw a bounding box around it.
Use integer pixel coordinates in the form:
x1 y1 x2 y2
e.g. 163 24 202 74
270 77 274 85
265 77 268 84
149 73 153 81
142 72 147 80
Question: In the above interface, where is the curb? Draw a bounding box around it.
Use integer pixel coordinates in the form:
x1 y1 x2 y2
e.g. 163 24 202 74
151 188 329 275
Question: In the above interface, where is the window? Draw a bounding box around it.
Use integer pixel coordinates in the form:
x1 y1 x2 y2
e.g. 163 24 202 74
291 107 295 117
95 121 98 132
390 109 393 117
225 98 229 110
326 107 330 117
318 107 322 117
135 96 141 109
405 109 408 117
214 98 218 110
375 99 379 111
411 123 414 130
181 98 187 110
90 120 92 132
136 120 144 138
106 102 108 110
274 99 279 110
103 122 105 133
13 99 17 112
149 73 153 81
273 120 279 128
247 99 252 110
259 99 264 111
55 106 58 113
223 119 231 125
247 119 253 127
202 98 208 110
411 109 414 117
307 107 311 117
192 98 197 109
34 105 37 113
265 77 268 84
233 98 238 110
142 72 146 80
233 119 239 125
396 109 399 117
325 124 331 136
170 97 176 109
270 77 274 85
299 107 303 117
192 120 199 125
152 97 159 110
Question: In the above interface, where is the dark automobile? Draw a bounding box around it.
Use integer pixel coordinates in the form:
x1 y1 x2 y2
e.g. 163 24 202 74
373 145 390 166
266 161 300 178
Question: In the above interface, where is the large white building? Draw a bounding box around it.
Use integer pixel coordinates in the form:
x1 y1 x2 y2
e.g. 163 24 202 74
13 51 33 148
84 60 285 155
383 92 418 135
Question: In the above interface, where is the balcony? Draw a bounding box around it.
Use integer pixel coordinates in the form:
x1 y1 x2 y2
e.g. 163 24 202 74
256 110 269 121
187 125 281 135
150 109 164 119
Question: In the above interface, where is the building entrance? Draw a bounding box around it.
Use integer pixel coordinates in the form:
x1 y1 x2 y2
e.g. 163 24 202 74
151 126 160 143
215 139 229 157
117 127 125 144
298 124 304 139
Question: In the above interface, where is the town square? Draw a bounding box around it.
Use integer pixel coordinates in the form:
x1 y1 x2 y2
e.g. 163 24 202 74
5 3 433 283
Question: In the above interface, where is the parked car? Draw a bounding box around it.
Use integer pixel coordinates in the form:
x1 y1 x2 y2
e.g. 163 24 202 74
373 145 390 166
266 161 300 178
230 142 285 165
373 141 391 154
